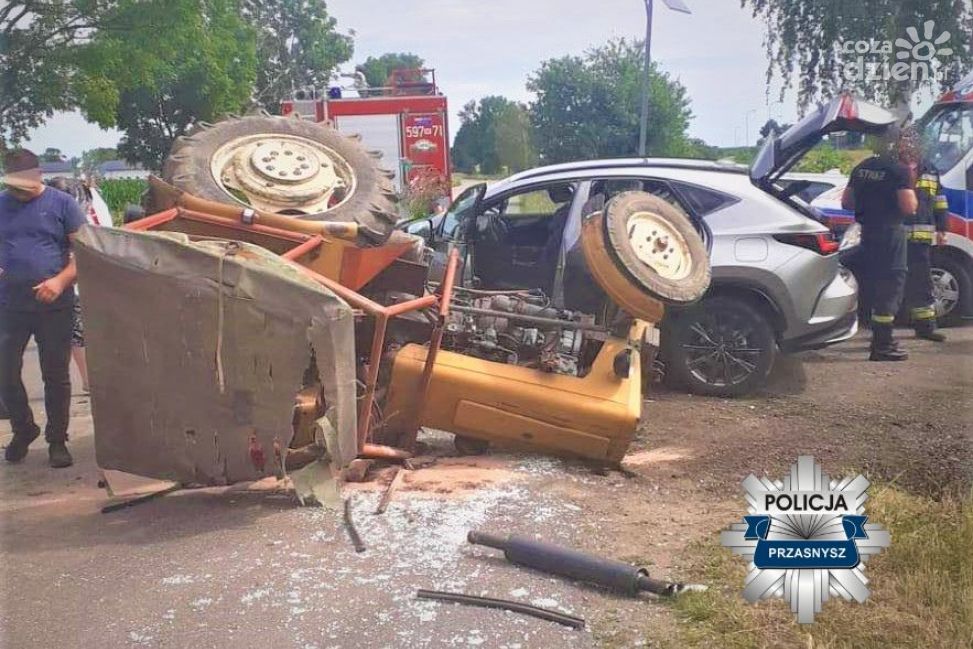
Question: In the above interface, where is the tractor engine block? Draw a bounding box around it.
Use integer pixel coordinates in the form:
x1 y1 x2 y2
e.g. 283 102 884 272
442 293 596 376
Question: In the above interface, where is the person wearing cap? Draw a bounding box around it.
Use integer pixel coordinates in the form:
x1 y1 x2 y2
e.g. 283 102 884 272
841 126 919 361
1 149 86 468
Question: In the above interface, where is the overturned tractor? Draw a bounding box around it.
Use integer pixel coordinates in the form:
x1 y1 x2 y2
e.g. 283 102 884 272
75 115 710 502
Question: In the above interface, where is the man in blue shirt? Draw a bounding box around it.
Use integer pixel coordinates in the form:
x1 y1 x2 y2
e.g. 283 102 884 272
1 149 86 468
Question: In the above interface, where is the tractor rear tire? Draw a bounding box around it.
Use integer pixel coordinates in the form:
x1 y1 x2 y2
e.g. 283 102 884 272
158 113 399 245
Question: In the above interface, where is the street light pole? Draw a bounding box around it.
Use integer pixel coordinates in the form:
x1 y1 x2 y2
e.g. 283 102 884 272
638 0 691 158
638 0 654 158
745 109 757 147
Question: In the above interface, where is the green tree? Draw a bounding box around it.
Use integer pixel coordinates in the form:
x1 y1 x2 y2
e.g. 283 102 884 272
358 52 425 89
0 2 106 148
75 0 258 170
494 102 537 173
527 38 695 164
794 144 856 174
685 138 720 160
451 96 535 175
741 0 972 110
0 0 355 153
81 147 119 173
40 147 64 162
759 119 788 140
451 103 482 174
242 0 354 111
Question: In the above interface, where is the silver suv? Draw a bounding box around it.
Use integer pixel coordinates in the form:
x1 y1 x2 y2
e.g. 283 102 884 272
406 96 894 396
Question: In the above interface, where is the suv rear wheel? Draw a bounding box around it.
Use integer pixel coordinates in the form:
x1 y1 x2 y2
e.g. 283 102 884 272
664 296 776 397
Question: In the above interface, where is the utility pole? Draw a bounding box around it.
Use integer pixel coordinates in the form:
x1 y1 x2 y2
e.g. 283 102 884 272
745 109 757 147
638 0 691 158
638 0 654 158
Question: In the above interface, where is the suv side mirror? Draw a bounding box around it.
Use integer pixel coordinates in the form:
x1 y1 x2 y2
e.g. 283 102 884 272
405 218 435 243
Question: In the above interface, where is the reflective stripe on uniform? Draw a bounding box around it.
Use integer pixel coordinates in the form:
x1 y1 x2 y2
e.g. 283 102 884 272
871 314 895 324
916 178 938 195
907 230 935 242
906 224 935 242
934 196 949 211
911 306 937 320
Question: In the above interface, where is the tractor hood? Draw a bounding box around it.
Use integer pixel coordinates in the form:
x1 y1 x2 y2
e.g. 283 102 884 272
73 226 359 494
750 95 899 188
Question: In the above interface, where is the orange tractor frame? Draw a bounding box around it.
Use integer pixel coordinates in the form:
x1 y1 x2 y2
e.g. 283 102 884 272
108 180 652 476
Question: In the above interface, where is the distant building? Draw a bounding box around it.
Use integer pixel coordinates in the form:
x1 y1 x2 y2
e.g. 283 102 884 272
39 161 75 181
96 160 151 180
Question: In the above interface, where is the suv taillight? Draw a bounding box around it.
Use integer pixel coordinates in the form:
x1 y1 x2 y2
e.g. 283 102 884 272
773 233 840 255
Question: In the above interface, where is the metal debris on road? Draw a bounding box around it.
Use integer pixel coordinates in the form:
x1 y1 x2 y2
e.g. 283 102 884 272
415 589 586 630
101 484 183 514
468 530 705 597
374 467 408 515
343 497 366 553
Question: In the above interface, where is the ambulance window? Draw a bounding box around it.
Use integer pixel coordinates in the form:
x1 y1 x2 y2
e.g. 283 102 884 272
923 105 973 174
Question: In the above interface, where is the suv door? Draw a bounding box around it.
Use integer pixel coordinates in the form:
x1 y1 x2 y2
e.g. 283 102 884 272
399 183 485 282
472 181 579 291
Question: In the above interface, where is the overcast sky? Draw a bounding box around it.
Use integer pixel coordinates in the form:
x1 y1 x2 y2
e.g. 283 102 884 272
23 0 940 157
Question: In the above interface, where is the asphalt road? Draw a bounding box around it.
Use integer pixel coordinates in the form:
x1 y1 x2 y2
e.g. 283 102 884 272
0 347 623 649
1 329 970 648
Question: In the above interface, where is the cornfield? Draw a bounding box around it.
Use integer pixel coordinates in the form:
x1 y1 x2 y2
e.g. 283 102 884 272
97 178 148 225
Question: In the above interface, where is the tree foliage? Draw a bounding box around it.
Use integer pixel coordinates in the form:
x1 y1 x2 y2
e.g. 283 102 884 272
685 138 721 160
74 0 258 169
527 38 695 164
241 0 353 111
759 119 789 139
40 147 64 162
494 102 537 174
793 144 857 174
80 147 119 173
1 0 353 164
741 0 972 111
0 1 102 148
452 96 536 175
358 52 425 89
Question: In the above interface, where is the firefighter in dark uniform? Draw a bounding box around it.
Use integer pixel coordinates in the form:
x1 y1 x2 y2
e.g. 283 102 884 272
842 127 918 361
904 160 950 341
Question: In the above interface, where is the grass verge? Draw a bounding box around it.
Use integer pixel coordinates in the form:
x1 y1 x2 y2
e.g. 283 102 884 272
666 486 973 649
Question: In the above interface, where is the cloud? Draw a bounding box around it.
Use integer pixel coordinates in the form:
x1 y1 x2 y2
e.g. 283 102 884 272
24 112 121 158
327 0 799 146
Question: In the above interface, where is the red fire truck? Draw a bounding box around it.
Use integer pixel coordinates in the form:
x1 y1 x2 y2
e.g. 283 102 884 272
281 69 451 202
